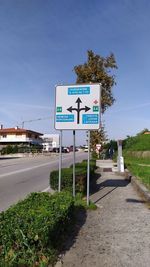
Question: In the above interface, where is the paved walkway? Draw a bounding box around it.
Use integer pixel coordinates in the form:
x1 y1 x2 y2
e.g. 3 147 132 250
61 160 150 267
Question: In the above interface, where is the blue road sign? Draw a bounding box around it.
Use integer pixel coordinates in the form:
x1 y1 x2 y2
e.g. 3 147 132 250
68 87 90 95
82 114 99 124
56 114 74 122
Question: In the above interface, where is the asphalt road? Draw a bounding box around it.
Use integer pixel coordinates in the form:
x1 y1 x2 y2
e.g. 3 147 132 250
0 152 87 212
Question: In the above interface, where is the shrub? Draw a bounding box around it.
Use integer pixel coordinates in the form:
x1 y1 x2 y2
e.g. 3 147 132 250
0 191 74 266
50 167 87 193
50 168 73 191
80 159 97 176
50 160 96 194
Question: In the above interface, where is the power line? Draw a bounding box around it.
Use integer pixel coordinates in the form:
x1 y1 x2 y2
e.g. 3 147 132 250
21 116 52 128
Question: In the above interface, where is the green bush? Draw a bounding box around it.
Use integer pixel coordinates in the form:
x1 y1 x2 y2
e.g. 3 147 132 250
50 167 87 193
1 145 19 155
80 159 97 176
70 160 96 172
50 168 73 191
50 160 96 194
75 168 87 193
0 192 74 266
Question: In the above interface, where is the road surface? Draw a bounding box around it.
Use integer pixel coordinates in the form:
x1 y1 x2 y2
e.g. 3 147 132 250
0 152 87 212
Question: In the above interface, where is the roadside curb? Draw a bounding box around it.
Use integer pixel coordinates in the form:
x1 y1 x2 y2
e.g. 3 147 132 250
131 176 150 203
116 168 150 203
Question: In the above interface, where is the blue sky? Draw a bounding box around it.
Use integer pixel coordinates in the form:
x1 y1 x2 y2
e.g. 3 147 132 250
0 0 150 145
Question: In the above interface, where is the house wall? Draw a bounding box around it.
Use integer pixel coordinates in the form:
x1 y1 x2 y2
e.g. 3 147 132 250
42 134 59 151
0 133 42 145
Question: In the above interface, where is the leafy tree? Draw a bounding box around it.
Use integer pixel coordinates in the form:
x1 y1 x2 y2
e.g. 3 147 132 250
89 126 107 151
74 50 118 150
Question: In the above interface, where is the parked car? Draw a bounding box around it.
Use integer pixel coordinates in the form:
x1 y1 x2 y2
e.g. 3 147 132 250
84 146 88 152
52 147 70 153
69 146 78 152
52 147 59 153
62 147 69 153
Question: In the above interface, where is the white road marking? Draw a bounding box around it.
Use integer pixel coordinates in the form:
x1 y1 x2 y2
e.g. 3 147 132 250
0 160 58 179
0 152 85 180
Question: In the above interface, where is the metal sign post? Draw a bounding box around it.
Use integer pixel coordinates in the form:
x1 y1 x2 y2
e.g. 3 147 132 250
58 130 62 192
73 130 76 197
87 130 90 206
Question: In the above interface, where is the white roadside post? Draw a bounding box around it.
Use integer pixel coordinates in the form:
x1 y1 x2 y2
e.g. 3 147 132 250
55 84 101 203
117 140 124 173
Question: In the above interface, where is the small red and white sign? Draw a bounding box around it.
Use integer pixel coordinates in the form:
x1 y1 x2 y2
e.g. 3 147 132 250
96 144 101 151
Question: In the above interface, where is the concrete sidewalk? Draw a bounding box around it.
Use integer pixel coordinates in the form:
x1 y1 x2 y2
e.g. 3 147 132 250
60 160 150 267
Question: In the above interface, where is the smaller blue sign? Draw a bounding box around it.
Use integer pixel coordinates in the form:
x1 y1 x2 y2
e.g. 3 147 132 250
82 114 99 124
68 87 90 95
56 114 74 122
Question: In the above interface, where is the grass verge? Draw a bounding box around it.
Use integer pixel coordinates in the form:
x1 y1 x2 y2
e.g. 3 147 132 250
124 156 150 189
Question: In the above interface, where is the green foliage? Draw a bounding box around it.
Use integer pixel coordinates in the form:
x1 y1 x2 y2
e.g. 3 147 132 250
104 140 117 151
123 134 150 151
74 50 117 152
0 192 74 266
124 156 150 189
50 167 87 193
50 160 96 194
74 50 118 113
81 159 97 176
136 128 149 136
0 144 43 155
74 193 97 210
50 168 73 192
123 132 150 189
1 145 19 155
90 127 107 151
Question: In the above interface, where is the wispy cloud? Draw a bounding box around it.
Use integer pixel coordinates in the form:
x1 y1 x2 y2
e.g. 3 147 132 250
0 102 54 111
106 102 150 114
15 103 54 110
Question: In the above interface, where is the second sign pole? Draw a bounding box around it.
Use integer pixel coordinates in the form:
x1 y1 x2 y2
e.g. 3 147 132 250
73 130 76 197
87 130 90 206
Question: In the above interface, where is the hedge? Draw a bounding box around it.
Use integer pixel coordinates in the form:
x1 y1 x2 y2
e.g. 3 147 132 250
50 167 87 193
0 191 74 266
70 159 96 176
50 160 96 193
80 159 97 175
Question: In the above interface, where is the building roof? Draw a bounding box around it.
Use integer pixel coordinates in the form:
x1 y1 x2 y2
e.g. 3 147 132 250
0 127 43 136
144 131 150 134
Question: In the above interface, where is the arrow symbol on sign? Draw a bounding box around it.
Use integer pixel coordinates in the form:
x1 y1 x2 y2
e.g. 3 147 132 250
67 97 90 124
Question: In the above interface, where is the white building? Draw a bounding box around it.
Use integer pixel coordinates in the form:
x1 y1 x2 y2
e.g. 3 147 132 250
42 134 59 152
0 126 43 148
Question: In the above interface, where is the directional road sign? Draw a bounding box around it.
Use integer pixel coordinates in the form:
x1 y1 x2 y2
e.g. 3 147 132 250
55 84 101 130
